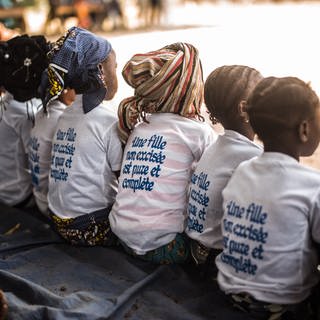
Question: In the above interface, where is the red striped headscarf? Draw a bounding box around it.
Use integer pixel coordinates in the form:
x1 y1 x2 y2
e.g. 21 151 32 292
118 42 204 143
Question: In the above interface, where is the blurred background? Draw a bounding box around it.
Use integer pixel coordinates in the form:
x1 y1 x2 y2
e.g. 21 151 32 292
1 0 320 169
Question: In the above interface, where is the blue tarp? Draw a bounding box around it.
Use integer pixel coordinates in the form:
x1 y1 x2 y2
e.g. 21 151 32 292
0 204 245 320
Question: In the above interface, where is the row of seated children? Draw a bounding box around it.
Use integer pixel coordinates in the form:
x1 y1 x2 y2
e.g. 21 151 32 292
0 27 217 254
187 70 320 319
0 27 319 320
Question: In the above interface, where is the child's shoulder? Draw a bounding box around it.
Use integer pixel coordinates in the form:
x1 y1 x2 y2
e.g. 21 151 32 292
237 152 320 183
92 104 118 119
221 130 262 151
298 162 320 183
148 113 214 132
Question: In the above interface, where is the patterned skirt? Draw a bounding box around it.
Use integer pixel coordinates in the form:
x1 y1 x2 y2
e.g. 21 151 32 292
121 233 190 264
50 207 116 246
190 239 222 280
227 291 318 320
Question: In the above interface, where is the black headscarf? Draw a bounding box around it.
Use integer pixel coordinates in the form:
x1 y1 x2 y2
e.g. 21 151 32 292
0 34 50 102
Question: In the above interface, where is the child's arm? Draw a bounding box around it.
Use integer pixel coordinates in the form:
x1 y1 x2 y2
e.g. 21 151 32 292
315 242 320 265
105 121 123 178
311 194 320 264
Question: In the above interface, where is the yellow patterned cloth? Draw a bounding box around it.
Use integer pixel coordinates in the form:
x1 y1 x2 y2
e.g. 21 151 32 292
50 208 116 246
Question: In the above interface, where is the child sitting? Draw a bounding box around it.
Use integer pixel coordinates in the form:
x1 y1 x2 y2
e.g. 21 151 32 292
109 42 217 264
0 35 49 208
29 88 75 217
42 27 123 246
216 76 320 319
185 65 263 271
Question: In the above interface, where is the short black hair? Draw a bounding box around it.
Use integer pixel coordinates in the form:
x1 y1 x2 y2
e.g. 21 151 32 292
247 76 319 142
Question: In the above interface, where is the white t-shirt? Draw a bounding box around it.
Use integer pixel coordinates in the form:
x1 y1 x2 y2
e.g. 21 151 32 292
109 113 217 254
0 92 41 206
29 100 67 214
216 152 320 304
186 130 262 249
48 95 123 219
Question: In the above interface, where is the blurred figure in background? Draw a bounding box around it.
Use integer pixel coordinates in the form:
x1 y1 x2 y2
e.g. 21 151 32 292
137 0 166 28
73 0 92 28
46 0 60 25
149 0 164 26
102 0 125 30
0 22 18 40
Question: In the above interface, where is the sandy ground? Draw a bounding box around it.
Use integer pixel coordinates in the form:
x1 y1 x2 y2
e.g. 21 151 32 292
48 0 320 170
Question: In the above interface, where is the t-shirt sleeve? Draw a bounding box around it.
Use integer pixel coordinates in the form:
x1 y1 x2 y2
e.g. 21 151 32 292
104 121 123 172
18 117 33 155
9 98 38 155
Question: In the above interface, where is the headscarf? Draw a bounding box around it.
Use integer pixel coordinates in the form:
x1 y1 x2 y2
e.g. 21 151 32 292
39 26 112 113
117 42 204 144
0 34 49 102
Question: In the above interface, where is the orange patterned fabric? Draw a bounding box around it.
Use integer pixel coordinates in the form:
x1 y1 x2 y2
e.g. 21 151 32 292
118 42 204 143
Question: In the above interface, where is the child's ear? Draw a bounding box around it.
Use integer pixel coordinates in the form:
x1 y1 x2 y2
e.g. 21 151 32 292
238 100 249 123
298 120 309 143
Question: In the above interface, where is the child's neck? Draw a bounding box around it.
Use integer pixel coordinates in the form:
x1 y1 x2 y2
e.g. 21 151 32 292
263 143 300 161
223 124 254 141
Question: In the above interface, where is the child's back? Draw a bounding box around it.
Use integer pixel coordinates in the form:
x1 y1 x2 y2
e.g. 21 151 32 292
48 97 121 218
41 27 122 246
186 130 262 249
0 92 41 206
109 42 217 263
218 152 320 303
111 112 214 254
29 89 75 215
0 34 48 207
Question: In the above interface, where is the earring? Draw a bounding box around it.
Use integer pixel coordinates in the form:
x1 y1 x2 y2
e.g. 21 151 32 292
245 119 249 123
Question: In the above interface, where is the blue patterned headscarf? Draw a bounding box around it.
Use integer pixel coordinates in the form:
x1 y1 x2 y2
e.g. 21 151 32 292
39 26 112 113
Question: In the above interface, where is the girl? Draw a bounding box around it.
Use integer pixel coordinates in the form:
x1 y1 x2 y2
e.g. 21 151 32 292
109 42 217 264
0 35 49 208
217 76 320 319
185 65 263 271
42 27 123 246
29 88 75 216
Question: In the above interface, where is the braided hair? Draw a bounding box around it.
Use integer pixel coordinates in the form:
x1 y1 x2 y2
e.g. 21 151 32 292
246 76 319 142
204 65 263 126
